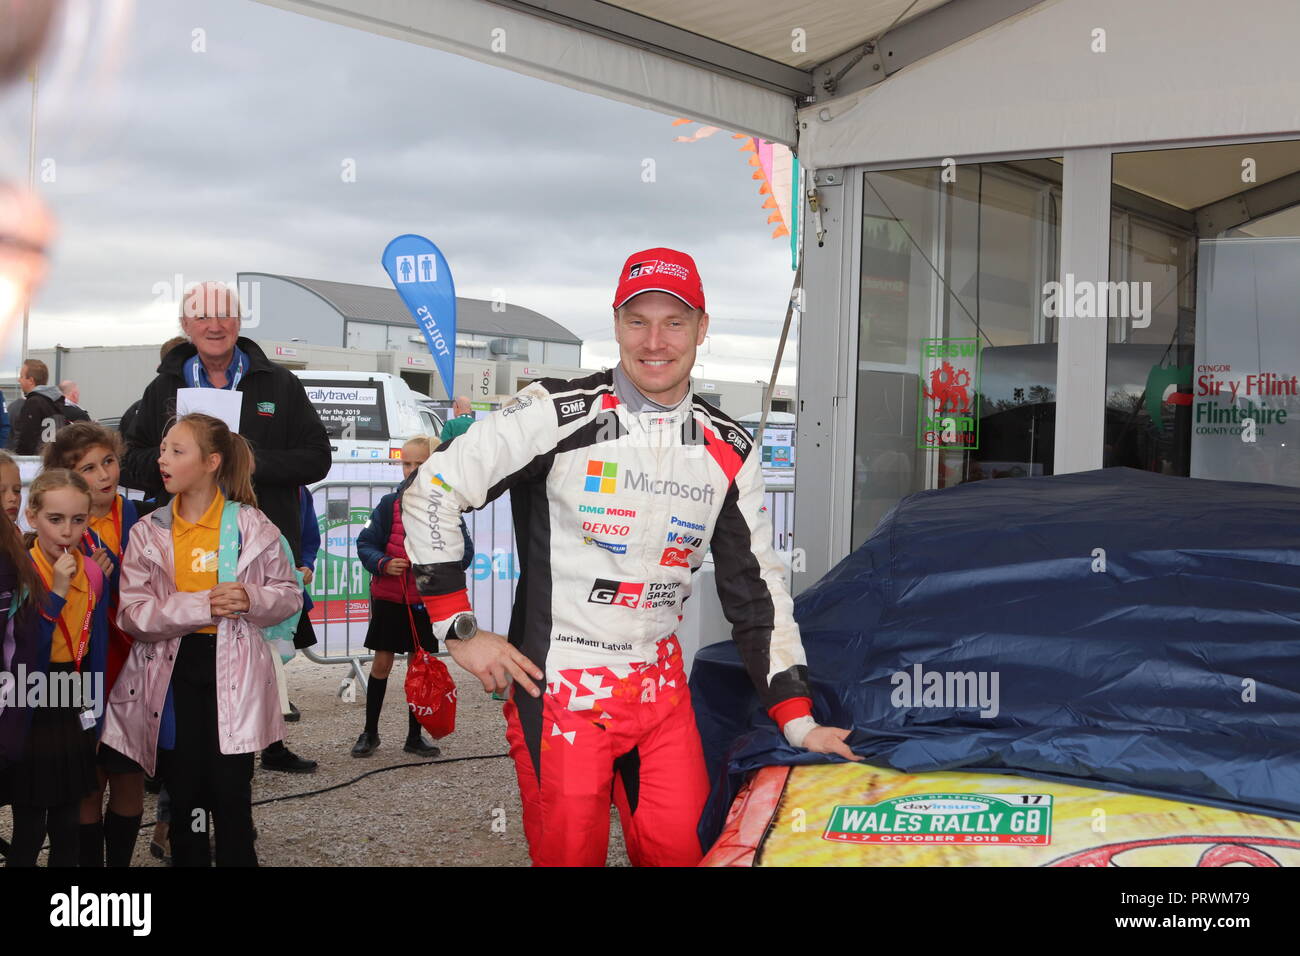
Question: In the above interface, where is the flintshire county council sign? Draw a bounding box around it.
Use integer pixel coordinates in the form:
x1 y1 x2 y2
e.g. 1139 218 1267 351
918 337 982 451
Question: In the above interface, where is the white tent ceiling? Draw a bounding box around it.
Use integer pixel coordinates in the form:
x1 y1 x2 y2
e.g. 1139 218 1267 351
253 0 1024 145
799 0 1300 169
258 0 1300 203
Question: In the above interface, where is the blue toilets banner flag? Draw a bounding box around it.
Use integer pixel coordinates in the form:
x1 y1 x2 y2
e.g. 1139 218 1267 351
381 235 456 398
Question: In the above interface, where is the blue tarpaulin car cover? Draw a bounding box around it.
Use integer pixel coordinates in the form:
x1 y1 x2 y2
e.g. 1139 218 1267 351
691 467 1300 846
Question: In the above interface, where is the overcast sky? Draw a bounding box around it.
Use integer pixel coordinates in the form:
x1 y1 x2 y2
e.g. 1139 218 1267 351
0 0 799 386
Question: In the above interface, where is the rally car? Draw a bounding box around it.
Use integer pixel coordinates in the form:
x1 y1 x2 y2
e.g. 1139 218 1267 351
691 467 1300 866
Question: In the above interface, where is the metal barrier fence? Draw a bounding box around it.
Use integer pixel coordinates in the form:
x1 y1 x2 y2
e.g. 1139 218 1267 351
13 457 794 689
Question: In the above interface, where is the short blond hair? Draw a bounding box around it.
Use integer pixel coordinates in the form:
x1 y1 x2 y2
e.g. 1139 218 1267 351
402 436 431 457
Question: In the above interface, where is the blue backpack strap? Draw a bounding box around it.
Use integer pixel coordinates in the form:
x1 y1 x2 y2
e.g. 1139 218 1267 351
218 500 242 583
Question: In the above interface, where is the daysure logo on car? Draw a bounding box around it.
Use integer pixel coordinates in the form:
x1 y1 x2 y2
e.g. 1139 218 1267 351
823 793 1052 846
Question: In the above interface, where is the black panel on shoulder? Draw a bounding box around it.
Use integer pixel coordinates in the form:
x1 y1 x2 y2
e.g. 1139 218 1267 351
556 411 625 454
691 395 755 459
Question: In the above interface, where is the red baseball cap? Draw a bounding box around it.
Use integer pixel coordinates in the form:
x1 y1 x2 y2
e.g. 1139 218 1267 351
612 247 706 312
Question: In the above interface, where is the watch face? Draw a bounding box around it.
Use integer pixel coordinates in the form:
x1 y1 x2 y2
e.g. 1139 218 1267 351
454 614 477 639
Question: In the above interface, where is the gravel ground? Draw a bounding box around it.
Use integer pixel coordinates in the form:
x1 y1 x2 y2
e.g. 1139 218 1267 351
2 656 631 867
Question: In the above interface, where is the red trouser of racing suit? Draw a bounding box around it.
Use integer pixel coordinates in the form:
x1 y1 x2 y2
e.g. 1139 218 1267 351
503 635 710 867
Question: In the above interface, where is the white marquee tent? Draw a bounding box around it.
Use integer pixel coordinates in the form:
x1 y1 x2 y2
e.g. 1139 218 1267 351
258 0 1300 587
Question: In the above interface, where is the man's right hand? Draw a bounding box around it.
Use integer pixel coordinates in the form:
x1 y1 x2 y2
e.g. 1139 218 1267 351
384 558 410 576
446 630 544 698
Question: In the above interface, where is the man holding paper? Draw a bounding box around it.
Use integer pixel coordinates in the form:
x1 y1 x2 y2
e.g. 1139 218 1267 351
121 281 331 774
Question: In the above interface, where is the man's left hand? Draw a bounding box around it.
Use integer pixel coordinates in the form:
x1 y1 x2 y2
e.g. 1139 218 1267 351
802 725 862 761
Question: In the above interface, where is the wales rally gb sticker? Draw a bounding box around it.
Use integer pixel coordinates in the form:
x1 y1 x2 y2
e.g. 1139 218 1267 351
824 793 1052 846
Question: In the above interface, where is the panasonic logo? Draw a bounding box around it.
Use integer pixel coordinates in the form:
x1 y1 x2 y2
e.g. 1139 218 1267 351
625 470 715 505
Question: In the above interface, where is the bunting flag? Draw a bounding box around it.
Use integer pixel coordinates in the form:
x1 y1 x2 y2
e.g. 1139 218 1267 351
673 119 800 269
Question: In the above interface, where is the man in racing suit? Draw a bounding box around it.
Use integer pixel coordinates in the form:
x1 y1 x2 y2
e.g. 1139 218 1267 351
403 247 857 866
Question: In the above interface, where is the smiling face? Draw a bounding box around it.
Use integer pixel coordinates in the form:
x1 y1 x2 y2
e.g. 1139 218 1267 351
71 444 119 512
179 283 241 367
27 485 90 561
159 422 220 497
614 291 708 406
0 463 21 522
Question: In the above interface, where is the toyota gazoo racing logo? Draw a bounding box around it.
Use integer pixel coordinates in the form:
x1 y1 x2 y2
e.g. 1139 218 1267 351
659 546 693 568
666 531 703 548
1047 835 1300 867
588 578 644 608
640 582 681 609
582 535 628 555
627 260 658 278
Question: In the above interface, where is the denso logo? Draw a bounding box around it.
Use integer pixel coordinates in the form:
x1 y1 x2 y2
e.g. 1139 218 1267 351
666 532 703 548
624 470 715 505
670 515 706 532
582 521 630 536
578 504 637 517
588 578 644 608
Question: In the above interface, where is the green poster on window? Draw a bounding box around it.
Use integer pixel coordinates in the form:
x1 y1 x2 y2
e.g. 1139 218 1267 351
918 337 981 450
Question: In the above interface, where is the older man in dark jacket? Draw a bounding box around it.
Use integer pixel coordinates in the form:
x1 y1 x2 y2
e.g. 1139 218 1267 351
122 281 331 774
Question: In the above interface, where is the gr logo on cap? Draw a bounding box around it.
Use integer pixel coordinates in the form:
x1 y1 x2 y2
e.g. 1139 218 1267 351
613 247 706 312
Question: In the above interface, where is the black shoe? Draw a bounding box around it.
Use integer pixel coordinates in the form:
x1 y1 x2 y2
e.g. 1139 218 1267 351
404 736 441 758
261 744 318 773
285 702 301 723
351 731 380 757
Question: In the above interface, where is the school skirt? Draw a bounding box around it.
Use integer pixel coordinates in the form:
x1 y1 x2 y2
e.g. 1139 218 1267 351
6 662 98 807
363 598 438 654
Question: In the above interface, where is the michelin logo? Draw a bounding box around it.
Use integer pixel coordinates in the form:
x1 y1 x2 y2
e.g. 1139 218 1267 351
582 535 628 555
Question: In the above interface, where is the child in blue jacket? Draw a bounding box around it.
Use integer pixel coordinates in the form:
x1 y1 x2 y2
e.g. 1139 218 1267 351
351 438 472 758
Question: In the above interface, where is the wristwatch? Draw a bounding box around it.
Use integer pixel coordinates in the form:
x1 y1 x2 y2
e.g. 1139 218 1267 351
450 612 478 641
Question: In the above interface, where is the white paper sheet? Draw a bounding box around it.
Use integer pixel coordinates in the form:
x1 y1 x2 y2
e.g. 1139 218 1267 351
176 387 242 433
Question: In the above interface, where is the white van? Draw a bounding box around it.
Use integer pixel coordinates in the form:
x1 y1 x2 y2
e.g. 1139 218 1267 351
292 370 444 460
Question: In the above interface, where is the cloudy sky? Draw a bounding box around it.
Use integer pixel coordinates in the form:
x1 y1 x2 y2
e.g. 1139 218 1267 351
0 0 799 386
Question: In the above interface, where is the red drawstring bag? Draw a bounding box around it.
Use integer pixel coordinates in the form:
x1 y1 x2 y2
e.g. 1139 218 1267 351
402 582 457 739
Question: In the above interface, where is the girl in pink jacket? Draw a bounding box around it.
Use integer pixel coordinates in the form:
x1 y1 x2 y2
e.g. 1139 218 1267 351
99 413 301 867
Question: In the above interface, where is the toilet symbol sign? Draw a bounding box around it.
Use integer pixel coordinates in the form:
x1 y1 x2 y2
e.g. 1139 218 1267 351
382 233 458 405
395 254 437 283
